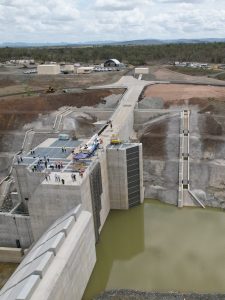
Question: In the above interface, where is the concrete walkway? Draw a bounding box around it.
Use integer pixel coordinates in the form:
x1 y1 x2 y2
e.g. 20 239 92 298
94 76 151 145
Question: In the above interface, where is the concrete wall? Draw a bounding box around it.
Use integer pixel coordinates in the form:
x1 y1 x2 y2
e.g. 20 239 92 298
28 182 83 241
13 157 109 243
0 247 23 263
0 209 96 300
98 152 110 231
13 165 45 205
107 147 129 209
31 212 96 300
107 144 144 209
0 213 33 248
37 64 60 75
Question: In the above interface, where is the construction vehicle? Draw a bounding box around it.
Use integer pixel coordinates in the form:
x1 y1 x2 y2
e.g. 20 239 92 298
46 86 55 93
73 134 100 160
110 134 122 145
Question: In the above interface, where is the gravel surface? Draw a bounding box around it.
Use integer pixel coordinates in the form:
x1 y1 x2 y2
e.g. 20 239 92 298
95 290 225 300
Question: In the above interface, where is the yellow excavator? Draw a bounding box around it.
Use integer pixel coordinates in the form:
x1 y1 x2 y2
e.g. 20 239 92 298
46 86 55 93
110 134 122 145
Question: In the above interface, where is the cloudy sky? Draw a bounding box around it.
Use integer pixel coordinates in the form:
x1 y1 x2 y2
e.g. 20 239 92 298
0 0 225 43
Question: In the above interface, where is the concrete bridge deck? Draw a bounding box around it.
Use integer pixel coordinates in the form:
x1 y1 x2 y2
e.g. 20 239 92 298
95 76 151 145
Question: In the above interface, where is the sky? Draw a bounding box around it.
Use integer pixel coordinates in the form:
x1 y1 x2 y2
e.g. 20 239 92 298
0 0 225 43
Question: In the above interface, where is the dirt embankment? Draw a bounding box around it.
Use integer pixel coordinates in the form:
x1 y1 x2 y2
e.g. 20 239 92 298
0 88 124 131
140 120 167 158
0 77 16 88
150 66 225 85
139 83 225 208
0 70 125 95
144 84 225 102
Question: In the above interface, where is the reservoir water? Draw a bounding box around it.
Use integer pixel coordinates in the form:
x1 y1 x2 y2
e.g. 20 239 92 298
0 263 18 289
83 199 225 299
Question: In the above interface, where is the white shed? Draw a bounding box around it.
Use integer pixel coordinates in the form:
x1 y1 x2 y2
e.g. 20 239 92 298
135 67 149 75
37 64 60 75
62 65 75 73
76 67 94 74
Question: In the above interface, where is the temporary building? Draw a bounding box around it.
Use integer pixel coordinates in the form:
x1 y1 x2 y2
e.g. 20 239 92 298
37 64 60 75
134 67 149 75
76 67 94 74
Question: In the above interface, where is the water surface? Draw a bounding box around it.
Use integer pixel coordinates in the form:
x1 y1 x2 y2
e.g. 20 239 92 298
83 200 225 299
0 263 17 289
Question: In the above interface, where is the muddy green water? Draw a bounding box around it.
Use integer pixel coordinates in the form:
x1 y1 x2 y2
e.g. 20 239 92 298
83 199 225 299
0 263 18 289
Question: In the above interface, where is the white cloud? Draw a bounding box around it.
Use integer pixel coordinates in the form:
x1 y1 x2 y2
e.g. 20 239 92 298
95 0 151 11
0 0 224 43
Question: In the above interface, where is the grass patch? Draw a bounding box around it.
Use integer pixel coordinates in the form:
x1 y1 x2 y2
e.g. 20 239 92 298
215 73 225 81
168 66 220 76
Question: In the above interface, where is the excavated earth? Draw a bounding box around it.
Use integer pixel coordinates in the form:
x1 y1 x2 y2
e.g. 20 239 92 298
139 84 225 208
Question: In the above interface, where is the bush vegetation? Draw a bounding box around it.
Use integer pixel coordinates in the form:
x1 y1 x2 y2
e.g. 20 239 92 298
1 43 225 65
168 66 220 76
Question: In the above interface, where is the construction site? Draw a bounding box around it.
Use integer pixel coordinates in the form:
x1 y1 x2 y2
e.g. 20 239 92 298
1 64 225 299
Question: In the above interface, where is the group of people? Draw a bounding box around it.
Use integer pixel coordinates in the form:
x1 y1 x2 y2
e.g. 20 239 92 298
61 147 67 153
17 155 23 164
54 174 61 182
31 155 50 172
45 173 51 181
54 174 65 185
71 173 76 182
55 161 64 170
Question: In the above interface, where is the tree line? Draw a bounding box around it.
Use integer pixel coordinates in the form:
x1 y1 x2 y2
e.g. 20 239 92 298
0 43 225 65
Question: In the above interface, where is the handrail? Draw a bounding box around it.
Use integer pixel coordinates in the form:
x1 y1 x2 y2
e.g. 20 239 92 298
188 190 205 208
21 128 33 151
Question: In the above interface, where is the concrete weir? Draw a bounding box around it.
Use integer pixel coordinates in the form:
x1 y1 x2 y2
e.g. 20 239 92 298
0 76 148 300
1 76 216 299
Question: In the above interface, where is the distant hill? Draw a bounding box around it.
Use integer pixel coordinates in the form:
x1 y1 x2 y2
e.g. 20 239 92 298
1 38 225 48
109 38 225 46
